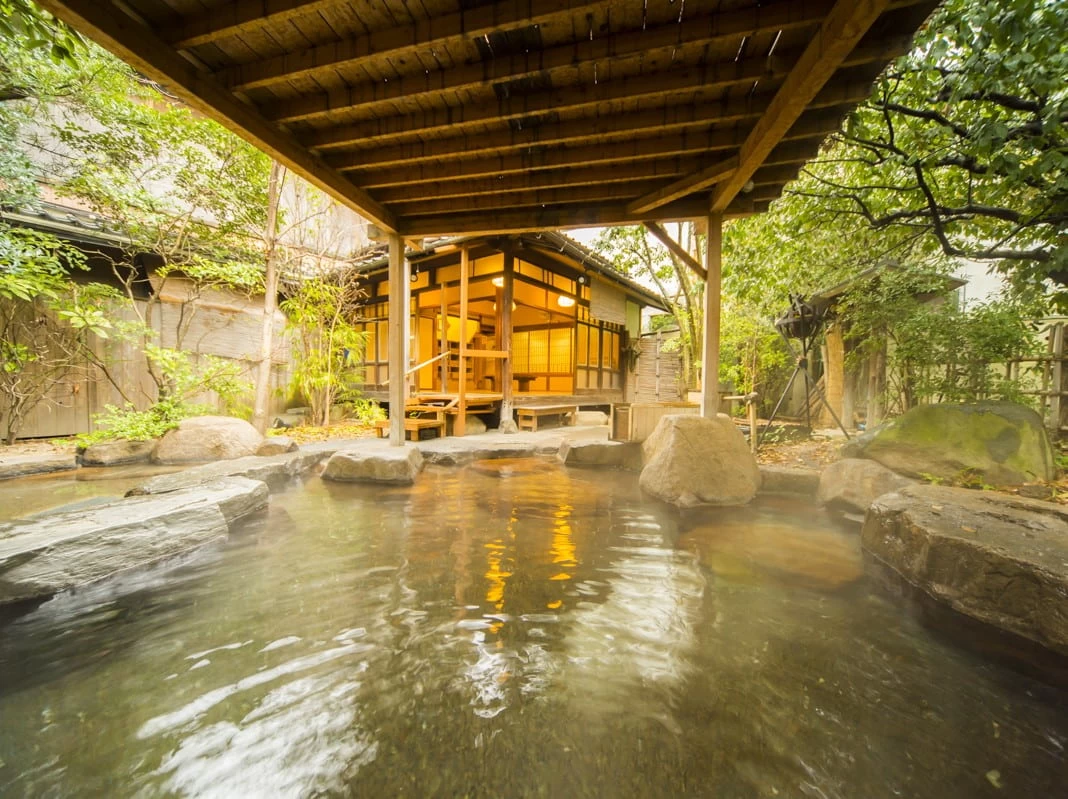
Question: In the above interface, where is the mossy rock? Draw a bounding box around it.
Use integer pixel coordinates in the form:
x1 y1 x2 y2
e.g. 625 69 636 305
856 402 1055 486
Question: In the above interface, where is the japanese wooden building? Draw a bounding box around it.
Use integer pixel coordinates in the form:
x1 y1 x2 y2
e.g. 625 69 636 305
41 0 941 443
350 232 665 421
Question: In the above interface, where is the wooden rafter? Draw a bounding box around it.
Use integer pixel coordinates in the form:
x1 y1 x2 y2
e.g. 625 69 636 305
355 134 828 192
169 0 337 50
259 2 831 121
271 46 797 125
645 223 707 281
398 196 762 238
217 0 615 91
627 157 739 215
36 0 397 233
711 0 894 213
378 160 806 205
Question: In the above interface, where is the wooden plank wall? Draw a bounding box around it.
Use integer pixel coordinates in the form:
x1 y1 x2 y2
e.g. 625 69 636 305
627 332 686 403
6 293 292 440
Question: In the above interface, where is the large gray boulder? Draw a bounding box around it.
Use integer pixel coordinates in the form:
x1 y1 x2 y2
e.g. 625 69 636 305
851 402 1055 486
863 483 1068 658
322 446 424 484
817 458 913 513
128 450 326 496
80 438 155 466
152 416 263 464
639 414 760 507
0 477 267 605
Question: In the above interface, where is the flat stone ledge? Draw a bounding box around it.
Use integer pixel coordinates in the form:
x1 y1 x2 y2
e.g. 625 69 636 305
322 446 424 483
559 440 642 471
127 450 326 496
0 477 268 605
758 465 820 496
0 452 78 481
863 484 1068 659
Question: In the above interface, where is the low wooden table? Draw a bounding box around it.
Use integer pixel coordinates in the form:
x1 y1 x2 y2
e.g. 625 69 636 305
374 417 445 440
515 404 578 432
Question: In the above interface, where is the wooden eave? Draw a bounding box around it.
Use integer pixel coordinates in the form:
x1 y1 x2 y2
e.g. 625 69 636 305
40 0 939 237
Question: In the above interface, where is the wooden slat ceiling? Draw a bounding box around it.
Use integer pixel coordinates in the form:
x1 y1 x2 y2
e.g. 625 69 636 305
39 0 938 237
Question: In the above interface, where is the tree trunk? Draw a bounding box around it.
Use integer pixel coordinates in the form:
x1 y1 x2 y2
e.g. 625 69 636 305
252 161 285 433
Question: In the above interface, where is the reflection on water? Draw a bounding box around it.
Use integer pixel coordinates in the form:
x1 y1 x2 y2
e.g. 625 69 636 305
0 463 1065 798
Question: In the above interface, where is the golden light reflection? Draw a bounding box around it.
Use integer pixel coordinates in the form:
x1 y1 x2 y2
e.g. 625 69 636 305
551 503 577 568
547 600 562 609
484 539 511 610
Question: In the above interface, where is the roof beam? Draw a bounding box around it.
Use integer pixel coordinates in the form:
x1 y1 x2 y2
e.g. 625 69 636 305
169 1 337 50
627 156 739 215
327 99 766 171
398 197 761 237
217 0 615 92
272 46 797 125
257 1 830 118
356 131 828 191
377 160 806 204
316 86 778 155
711 0 893 213
644 223 707 281
304 48 892 152
373 158 701 203
36 0 397 233
341 102 849 180
392 184 781 218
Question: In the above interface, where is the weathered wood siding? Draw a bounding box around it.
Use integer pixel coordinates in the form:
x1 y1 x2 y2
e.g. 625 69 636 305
627 332 686 403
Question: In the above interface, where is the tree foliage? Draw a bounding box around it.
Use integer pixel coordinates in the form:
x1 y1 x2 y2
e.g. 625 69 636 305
795 0 1066 304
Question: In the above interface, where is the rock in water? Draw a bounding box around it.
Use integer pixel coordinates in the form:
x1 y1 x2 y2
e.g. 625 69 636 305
322 446 424 484
852 401 1055 486
817 458 913 513
153 416 264 464
0 477 268 605
638 414 760 507
863 483 1068 659
80 438 156 466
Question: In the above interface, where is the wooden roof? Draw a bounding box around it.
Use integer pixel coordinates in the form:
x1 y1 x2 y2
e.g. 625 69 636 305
40 0 938 238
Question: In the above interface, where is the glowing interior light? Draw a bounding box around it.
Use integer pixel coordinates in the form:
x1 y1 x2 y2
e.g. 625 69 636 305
557 295 576 308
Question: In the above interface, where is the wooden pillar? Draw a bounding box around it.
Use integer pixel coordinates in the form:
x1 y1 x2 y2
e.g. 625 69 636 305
456 245 469 437
867 343 886 428
387 233 409 447
701 213 723 418
438 274 448 392
822 321 845 427
499 254 515 426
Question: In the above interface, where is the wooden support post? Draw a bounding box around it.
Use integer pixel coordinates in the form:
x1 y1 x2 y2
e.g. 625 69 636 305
456 244 469 437
1053 322 1066 437
823 321 845 427
387 232 409 446
701 213 723 418
499 253 515 427
439 276 448 392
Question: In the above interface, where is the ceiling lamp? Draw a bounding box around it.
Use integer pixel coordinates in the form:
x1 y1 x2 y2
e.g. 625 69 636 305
491 276 505 287
557 295 576 308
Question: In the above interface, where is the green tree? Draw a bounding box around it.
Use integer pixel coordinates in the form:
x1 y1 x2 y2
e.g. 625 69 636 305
281 268 368 427
0 224 104 443
795 0 1067 304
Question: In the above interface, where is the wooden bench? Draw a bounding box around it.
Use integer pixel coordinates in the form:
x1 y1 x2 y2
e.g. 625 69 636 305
374 416 445 440
515 404 578 432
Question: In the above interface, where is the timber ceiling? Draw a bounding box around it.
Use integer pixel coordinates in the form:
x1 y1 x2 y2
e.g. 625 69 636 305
40 0 938 237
